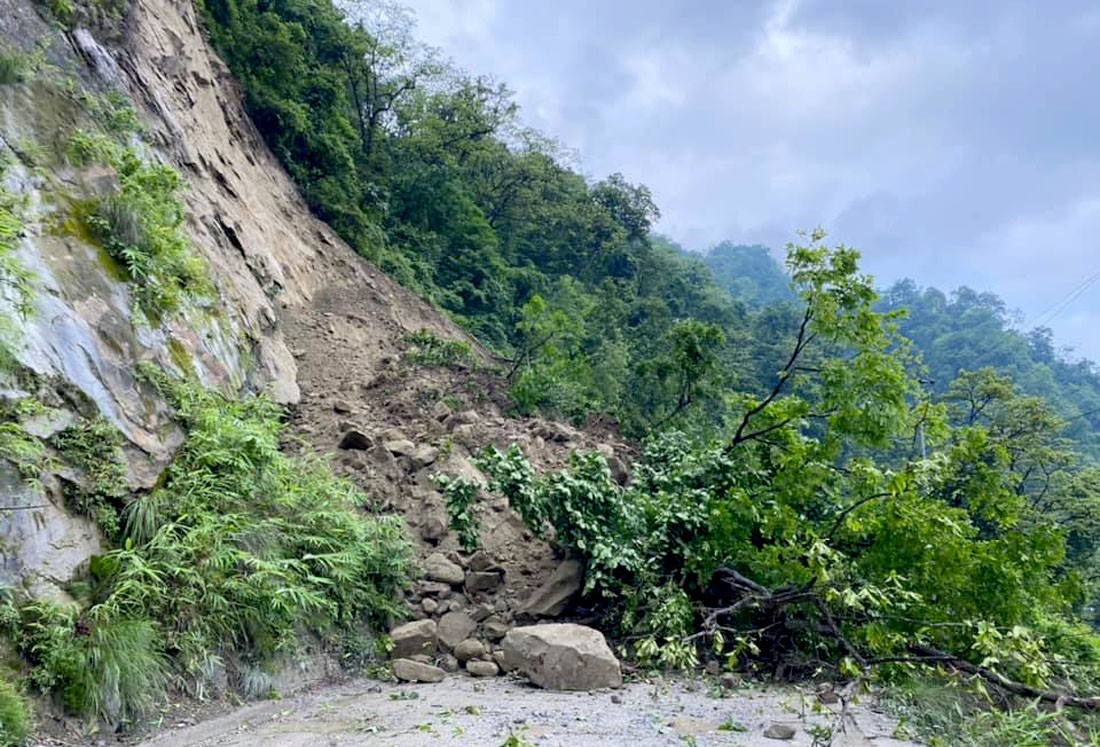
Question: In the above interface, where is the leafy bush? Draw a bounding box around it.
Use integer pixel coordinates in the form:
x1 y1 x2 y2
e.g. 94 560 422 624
50 417 128 540
15 602 166 727
402 330 475 368
0 677 29 747
0 53 27 86
437 473 481 551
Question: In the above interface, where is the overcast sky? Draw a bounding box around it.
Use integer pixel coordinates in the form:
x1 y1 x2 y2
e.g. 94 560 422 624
401 0 1100 360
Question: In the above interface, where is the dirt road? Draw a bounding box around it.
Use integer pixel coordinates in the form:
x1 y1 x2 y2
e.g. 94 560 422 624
135 675 922 747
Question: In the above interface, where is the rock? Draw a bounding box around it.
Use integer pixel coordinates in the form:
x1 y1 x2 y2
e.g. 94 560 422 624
390 619 437 659
445 410 480 429
421 597 439 615
482 620 510 640
418 581 452 599
332 399 353 414
519 559 584 618
384 439 416 456
420 516 447 543
468 603 493 623
367 444 399 479
437 611 478 651
704 660 721 676
608 457 630 485
611 694 623 704
424 553 465 586
446 597 466 612
466 660 499 677
22 409 76 439
409 445 440 470
453 638 487 663
438 655 460 673
465 570 503 593
467 550 503 572
502 624 622 691
763 724 797 740
492 649 511 672
337 428 372 451
392 659 445 683
719 672 740 690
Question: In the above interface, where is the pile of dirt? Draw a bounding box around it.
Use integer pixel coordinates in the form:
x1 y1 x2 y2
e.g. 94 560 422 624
282 284 635 652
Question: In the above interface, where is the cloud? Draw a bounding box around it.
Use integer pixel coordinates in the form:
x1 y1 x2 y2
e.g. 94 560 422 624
401 0 1100 360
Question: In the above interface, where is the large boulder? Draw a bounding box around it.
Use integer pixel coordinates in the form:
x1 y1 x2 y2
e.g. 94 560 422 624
390 619 437 659
519 559 584 618
502 623 622 691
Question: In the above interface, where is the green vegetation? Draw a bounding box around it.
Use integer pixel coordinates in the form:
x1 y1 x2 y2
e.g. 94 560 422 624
402 330 476 368
2 369 412 727
437 473 481 552
0 158 34 370
441 238 1100 705
884 678 1100 746
49 417 128 540
68 132 212 319
0 677 29 747
0 52 28 86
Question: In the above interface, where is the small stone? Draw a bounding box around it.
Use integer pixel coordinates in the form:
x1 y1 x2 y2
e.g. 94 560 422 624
409 445 440 470
424 553 465 586
611 694 623 704
468 604 493 623
338 429 372 451
468 550 502 572
465 571 503 593
454 638 488 663
332 400 353 414
421 598 439 615
392 659 445 683
466 660 499 678
482 620 510 640
719 672 740 690
447 597 467 612
439 655 460 673
419 581 452 598
763 724 797 740
420 517 447 543
384 439 416 456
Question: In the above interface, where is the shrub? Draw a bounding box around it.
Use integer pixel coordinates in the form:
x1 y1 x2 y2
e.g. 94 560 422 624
50 417 128 540
69 132 212 319
402 330 475 368
16 602 166 727
0 53 27 86
0 678 29 747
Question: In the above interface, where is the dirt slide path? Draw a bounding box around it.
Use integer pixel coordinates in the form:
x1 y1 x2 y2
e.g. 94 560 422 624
135 675 922 747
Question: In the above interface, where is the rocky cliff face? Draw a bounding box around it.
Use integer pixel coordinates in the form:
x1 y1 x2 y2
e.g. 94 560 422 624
0 0 465 600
